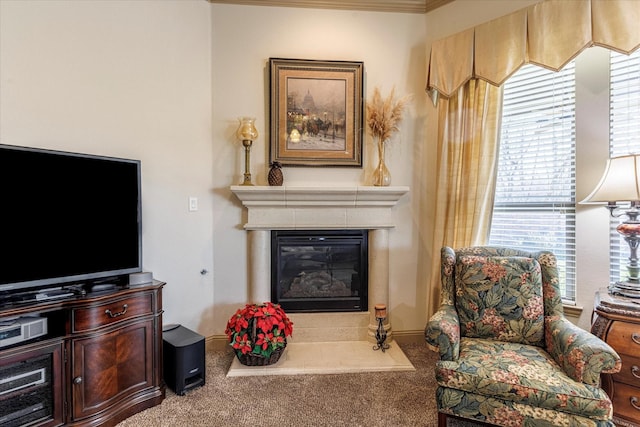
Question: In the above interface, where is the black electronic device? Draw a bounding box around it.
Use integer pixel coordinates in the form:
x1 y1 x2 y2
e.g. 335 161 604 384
0 354 53 427
163 325 205 396
0 317 48 349
0 144 142 297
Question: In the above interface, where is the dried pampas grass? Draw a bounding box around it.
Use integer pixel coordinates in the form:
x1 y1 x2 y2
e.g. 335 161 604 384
366 86 412 143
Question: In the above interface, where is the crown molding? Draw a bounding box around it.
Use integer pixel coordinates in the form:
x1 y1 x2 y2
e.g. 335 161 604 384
207 0 454 14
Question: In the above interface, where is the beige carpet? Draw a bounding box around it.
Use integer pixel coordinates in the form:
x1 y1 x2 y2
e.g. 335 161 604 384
116 343 480 427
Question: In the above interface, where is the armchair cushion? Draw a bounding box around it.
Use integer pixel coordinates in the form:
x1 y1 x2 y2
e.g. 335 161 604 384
436 338 614 422
456 255 544 346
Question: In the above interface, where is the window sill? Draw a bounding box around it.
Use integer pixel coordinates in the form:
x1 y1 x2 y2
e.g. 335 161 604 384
563 304 583 318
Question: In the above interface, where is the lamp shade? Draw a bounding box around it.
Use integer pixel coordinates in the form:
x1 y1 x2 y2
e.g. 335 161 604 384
581 154 640 203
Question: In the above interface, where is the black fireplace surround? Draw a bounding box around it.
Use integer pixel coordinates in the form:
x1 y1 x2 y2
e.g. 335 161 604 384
271 230 368 312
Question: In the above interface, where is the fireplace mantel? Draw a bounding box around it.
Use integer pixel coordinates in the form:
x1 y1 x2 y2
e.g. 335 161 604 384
230 185 409 230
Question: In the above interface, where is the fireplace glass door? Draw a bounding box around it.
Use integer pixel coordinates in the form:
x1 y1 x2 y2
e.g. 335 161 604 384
271 230 368 312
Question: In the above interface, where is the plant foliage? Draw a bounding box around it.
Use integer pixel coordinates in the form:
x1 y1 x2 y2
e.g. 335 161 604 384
225 302 294 359
365 86 412 143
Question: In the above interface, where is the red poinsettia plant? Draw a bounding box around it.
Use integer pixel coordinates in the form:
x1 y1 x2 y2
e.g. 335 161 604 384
225 302 294 359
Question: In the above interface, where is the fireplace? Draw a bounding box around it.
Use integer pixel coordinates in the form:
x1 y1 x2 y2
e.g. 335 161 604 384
271 230 368 312
230 185 409 343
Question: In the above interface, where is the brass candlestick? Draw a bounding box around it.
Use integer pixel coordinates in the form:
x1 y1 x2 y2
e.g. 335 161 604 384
236 117 258 186
241 139 253 185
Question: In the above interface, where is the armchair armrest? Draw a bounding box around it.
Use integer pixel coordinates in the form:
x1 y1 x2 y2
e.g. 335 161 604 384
545 315 621 385
425 304 460 361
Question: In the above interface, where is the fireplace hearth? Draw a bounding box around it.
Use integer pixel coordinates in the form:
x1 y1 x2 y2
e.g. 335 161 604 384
271 230 368 312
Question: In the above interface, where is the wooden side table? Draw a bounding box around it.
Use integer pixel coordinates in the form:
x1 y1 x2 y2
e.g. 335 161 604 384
592 289 640 427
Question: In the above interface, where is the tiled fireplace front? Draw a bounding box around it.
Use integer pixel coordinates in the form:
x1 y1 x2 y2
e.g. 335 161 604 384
230 185 409 343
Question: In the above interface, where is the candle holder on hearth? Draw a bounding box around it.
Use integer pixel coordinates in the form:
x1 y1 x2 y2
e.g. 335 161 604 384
373 304 390 352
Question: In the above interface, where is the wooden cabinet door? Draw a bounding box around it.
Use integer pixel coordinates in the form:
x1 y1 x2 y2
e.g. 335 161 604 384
70 320 153 421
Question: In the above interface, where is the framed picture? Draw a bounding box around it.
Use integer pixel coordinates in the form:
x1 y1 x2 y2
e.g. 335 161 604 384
269 58 364 167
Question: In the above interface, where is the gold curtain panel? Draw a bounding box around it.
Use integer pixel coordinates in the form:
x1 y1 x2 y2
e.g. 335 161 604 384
427 0 640 98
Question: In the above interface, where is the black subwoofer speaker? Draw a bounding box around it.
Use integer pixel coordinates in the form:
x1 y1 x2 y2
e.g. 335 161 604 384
162 325 205 396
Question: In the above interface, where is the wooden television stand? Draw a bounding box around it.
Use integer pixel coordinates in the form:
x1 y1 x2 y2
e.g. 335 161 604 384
0 280 165 427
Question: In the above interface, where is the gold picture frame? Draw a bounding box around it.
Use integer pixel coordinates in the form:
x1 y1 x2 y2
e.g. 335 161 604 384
269 58 364 167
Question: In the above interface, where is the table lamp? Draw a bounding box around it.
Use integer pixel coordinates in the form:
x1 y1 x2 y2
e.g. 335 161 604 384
581 154 640 297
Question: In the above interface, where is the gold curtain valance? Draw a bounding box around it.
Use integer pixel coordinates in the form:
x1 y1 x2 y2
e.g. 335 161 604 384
427 0 640 98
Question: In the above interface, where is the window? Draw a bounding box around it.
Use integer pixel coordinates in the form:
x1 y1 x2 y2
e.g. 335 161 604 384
489 63 576 302
609 49 640 283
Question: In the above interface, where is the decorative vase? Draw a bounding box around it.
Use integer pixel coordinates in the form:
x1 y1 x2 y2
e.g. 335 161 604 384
268 161 284 186
373 140 391 186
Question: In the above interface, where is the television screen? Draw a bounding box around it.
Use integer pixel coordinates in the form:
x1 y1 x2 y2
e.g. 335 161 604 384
0 144 142 293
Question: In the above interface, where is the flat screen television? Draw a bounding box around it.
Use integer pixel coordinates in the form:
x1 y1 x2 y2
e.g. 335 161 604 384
0 144 142 295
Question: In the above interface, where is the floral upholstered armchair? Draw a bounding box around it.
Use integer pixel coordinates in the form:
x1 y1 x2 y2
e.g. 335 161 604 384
425 246 621 427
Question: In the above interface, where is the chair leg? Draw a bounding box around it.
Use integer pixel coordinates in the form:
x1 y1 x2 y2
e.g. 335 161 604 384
438 412 447 427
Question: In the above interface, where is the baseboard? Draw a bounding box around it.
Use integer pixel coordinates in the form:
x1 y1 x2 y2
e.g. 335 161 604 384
391 330 425 344
206 335 231 353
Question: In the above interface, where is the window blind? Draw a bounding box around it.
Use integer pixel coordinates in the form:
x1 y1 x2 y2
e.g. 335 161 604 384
609 50 640 283
489 63 576 302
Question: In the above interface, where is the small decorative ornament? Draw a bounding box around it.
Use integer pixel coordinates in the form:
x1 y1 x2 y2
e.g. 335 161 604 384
268 161 284 186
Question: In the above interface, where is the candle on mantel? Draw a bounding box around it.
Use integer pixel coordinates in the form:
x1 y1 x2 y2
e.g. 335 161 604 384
374 304 387 319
